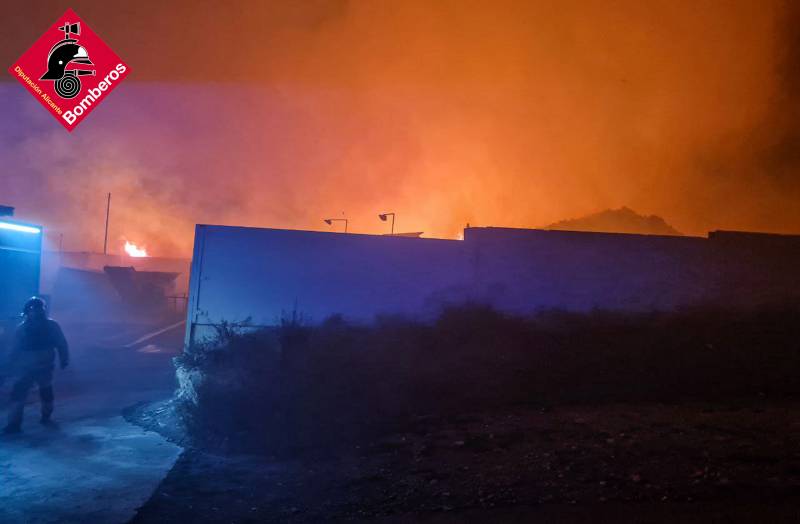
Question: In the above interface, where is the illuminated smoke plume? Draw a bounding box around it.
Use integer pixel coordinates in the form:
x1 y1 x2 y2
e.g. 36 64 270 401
1 1 799 256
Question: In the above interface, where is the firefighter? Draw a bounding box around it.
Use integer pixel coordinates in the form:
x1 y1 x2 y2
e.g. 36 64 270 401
3 297 69 434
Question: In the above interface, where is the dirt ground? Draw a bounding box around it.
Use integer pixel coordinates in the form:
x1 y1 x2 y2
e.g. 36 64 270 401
131 399 800 523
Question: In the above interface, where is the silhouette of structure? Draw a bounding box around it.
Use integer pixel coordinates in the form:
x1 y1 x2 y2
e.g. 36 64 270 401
184 225 800 346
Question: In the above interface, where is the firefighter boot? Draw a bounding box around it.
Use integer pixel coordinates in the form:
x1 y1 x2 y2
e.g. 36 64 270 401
40 386 56 427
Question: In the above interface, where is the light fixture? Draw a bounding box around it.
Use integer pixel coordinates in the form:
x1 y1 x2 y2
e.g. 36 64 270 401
323 218 348 233
0 221 41 234
378 212 395 235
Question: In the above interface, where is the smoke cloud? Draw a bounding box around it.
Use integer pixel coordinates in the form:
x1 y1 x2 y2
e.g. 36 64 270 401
1 0 799 256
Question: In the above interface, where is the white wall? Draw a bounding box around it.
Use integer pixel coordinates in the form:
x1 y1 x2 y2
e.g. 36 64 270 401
185 225 800 348
186 226 470 345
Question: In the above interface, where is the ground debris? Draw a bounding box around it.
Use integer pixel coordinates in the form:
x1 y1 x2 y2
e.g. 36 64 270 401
131 400 800 523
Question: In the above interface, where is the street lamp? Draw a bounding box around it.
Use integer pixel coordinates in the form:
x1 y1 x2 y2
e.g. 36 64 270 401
378 212 395 235
324 218 348 233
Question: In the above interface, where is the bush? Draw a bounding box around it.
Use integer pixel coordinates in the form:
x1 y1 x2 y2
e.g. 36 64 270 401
174 303 800 455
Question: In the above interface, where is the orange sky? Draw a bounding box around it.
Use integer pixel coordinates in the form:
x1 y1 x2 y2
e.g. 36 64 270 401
2 1 799 256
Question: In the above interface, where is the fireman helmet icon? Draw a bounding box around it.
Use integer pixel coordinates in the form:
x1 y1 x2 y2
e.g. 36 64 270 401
39 22 95 99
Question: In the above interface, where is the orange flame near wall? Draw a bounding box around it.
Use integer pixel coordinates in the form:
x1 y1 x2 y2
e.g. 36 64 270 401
124 240 149 258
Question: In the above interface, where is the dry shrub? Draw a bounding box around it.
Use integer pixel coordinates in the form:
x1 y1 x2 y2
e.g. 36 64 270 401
175 303 800 455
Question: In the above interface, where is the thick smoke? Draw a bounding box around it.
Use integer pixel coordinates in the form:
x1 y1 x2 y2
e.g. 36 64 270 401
1 0 799 257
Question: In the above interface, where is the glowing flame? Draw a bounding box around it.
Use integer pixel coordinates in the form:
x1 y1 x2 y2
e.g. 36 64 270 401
124 240 149 258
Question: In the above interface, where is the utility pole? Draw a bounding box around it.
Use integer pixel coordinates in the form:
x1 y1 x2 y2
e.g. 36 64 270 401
103 192 111 255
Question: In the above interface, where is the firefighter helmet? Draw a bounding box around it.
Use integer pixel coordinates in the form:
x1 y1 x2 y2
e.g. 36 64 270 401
40 39 93 81
23 296 46 315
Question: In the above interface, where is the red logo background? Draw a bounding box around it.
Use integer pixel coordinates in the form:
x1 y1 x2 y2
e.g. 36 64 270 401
8 8 130 131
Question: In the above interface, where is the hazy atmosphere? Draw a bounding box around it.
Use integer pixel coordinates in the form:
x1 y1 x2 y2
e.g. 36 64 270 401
3 0 800 255
3 3 800 523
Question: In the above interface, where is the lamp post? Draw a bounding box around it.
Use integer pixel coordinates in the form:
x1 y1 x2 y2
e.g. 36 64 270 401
324 218 348 233
378 212 395 235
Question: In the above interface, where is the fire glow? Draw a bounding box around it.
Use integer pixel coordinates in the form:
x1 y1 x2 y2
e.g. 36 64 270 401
124 240 148 258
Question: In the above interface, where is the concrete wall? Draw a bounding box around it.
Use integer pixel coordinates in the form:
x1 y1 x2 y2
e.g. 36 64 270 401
464 227 800 312
704 230 800 307
464 228 711 312
185 224 800 347
186 225 470 345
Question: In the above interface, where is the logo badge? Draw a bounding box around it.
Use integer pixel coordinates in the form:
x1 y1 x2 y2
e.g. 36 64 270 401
9 9 130 131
